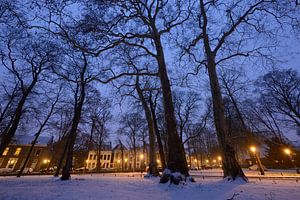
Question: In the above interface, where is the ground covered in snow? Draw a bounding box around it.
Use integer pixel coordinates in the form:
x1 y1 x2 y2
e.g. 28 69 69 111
0 173 299 200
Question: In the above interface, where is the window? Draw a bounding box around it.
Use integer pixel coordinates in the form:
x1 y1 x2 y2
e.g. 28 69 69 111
107 155 110 161
104 155 107 160
93 155 96 160
14 148 22 156
6 158 18 169
89 154 93 160
2 147 9 156
100 155 103 159
35 149 41 156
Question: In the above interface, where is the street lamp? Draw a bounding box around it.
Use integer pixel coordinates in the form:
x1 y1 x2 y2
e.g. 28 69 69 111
217 156 222 167
140 154 144 173
284 148 291 156
283 148 299 174
249 146 264 175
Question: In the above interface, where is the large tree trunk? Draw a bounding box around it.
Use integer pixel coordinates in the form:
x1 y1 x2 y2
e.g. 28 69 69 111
61 83 86 180
199 0 246 181
149 95 166 170
206 59 247 180
54 136 69 177
135 79 159 176
151 31 189 182
96 138 102 172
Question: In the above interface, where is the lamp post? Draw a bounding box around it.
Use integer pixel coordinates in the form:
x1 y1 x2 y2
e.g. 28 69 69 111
140 154 144 173
249 146 265 175
124 158 128 170
284 148 300 174
217 156 222 167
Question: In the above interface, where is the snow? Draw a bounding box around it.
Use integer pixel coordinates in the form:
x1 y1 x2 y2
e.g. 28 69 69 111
0 173 299 200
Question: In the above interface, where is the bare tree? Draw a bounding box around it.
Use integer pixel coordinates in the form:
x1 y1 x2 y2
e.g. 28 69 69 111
17 87 61 177
0 35 59 156
184 0 298 181
256 68 300 127
173 91 201 143
118 112 145 172
105 0 192 182
85 89 112 172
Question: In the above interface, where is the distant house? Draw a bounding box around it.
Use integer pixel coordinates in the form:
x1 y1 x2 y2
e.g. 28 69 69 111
85 144 152 171
0 135 52 173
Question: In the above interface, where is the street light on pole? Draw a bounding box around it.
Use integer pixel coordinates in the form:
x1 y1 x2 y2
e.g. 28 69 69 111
283 148 299 174
249 146 265 175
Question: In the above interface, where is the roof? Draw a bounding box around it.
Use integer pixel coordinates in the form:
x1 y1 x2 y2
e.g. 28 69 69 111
10 135 52 146
112 143 128 151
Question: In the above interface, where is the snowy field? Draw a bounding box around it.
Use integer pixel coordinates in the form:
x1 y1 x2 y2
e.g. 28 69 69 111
0 173 299 200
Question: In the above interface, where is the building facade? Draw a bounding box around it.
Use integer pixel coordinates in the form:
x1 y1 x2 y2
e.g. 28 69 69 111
0 136 52 173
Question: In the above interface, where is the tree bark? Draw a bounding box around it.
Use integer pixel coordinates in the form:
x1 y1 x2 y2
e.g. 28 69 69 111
54 135 69 177
149 94 166 170
151 29 189 178
135 78 159 176
61 82 86 180
207 61 246 180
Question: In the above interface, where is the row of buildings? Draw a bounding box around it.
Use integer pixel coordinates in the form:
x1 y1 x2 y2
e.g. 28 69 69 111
1 135 270 174
0 135 162 173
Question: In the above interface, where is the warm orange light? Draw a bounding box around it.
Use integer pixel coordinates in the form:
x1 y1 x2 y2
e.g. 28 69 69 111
125 158 128 162
194 159 197 163
213 160 216 163
217 156 222 161
206 160 209 163
250 146 256 153
140 154 144 159
43 159 50 164
117 159 121 163
284 148 291 155
157 159 160 163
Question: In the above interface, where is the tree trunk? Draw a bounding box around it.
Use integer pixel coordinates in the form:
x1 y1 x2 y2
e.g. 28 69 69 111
152 32 189 178
61 83 86 180
206 60 247 180
96 139 102 172
17 95 57 177
54 136 69 177
149 95 166 170
135 79 159 176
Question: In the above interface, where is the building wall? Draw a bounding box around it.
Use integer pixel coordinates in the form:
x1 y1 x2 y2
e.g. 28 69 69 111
0 144 51 172
86 150 112 170
86 148 150 171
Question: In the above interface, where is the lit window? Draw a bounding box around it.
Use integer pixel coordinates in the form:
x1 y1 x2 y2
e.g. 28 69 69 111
14 148 22 156
7 158 18 169
2 147 9 156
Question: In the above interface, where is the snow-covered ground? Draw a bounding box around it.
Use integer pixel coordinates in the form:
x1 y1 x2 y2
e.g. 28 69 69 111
0 173 299 200
190 169 300 178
